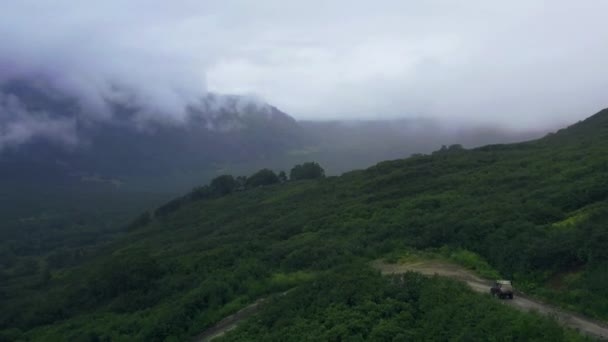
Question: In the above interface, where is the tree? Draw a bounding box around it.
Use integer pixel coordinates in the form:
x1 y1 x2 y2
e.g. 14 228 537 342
210 174 238 196
290 162 325 181
246 169 280 188
278 171 288 183
236 176 248 189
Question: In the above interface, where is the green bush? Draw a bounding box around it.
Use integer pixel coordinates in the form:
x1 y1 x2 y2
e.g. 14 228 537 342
246 169 279 188
289 162 325 181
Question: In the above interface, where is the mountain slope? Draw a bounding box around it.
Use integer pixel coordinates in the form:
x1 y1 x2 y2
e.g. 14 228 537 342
0 80 547 301
0 81 303 193
0 81 306 283
2 108 607 340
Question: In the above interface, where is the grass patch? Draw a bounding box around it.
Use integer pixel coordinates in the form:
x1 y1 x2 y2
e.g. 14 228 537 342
383 247 501 280
269 271 316 289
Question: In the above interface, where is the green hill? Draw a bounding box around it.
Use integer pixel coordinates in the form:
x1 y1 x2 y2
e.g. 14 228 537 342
2 109 608 341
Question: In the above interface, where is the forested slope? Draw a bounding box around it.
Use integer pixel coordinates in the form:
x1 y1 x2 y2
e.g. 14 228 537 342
2 109 608 341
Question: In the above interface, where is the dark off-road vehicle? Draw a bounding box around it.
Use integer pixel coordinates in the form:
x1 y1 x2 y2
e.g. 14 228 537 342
490 280 514 299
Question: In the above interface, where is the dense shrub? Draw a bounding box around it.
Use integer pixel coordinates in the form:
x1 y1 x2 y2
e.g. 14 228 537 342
289 162 325 181
246 169 279 187
210 175 238 196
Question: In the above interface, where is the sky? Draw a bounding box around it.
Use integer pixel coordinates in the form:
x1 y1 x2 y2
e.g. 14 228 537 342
1 0 608 130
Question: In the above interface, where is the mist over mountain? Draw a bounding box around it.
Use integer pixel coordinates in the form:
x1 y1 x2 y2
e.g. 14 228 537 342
0 78 293 146
299 119 545 175
0 78 303 191
0 78 549 194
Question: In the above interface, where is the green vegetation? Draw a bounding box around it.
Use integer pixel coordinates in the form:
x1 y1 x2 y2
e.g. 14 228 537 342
384 247 501 279
209 175 239 196
221 266 585 341
0 188 169 290
245 168 280 188
289 162 325 181
447 248 501 279
1 109 608 340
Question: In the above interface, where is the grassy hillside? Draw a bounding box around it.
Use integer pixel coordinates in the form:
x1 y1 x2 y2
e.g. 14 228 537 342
2 109 608 341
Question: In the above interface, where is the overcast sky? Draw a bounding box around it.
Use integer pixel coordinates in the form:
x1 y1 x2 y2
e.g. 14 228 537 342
1 1 608 129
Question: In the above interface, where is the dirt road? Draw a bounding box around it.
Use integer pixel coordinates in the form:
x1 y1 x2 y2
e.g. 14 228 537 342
193 290 292 342
192 298 264 341
373 260 608 340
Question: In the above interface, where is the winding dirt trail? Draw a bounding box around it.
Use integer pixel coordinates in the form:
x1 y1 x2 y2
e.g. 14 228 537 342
193 290 291 342
192 298 266 342
373 260 608 340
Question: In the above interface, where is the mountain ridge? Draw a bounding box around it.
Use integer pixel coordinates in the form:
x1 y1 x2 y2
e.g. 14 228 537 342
0 80 550 193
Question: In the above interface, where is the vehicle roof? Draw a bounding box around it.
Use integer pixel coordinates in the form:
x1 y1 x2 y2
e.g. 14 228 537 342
496 280 512 285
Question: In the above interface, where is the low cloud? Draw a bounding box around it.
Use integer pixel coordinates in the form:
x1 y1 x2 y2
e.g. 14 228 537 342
0 93 78 150
1 0 607 140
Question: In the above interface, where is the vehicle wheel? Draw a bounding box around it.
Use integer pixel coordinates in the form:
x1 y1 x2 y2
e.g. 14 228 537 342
509 294 513 299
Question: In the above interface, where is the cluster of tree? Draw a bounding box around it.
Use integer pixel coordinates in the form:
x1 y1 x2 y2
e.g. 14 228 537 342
289 162 325 181
153 162 326 218
432 143 465 154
